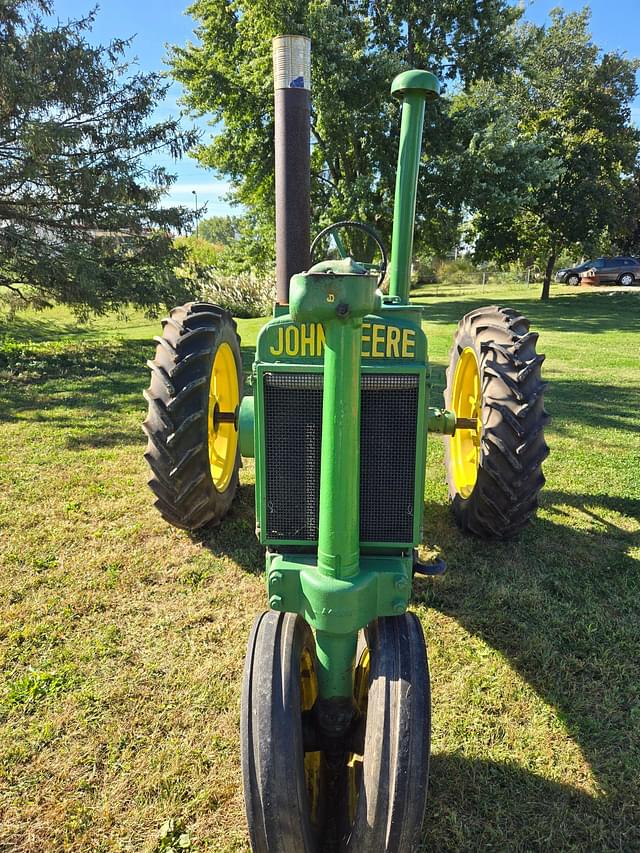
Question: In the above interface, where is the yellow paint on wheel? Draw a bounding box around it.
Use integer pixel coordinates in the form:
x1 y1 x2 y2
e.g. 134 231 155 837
300 647 322 825
347 644 370 825
207 342 239 491
450 347 482 498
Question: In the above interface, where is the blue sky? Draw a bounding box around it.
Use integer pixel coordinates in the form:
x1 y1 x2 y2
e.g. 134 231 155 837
52 0 640 217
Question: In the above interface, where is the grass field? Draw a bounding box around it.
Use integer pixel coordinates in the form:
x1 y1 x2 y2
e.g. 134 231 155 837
1 283 639 852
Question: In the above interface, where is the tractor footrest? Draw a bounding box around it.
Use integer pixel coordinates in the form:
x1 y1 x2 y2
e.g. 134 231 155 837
413 554 447 576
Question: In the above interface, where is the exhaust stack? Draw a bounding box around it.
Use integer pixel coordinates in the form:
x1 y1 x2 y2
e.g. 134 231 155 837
272 35 311 305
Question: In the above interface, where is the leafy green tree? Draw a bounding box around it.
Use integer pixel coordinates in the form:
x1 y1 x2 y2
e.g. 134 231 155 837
462 10 640 298
0 0 197 315
198 215 240 247
171 0 522 267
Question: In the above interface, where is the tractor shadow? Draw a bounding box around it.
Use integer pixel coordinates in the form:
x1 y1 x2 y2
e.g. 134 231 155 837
417 489 640 849
190 482 264 575
423 754 602 852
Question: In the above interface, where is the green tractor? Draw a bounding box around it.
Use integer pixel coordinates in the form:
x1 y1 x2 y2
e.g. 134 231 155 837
143 36 547 853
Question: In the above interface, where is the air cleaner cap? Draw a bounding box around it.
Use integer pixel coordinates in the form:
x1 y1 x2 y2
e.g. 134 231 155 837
391 69 440 99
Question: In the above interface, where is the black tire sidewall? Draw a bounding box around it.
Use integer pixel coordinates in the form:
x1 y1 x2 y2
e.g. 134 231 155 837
344 614 430 853
241 612 322 853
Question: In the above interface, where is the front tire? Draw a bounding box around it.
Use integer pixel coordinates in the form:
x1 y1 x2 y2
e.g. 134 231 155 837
143 302 242 530
444 306 549 539
566 273 580 286
241 612 325 853
342 615 430 852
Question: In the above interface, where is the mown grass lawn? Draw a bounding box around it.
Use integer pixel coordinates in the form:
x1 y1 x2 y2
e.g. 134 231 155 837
1 283 639 852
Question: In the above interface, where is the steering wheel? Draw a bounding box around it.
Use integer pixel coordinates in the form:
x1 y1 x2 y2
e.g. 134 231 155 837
310 220 388 287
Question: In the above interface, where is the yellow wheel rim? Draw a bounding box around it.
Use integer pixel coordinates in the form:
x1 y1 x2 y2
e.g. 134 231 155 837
300 647 322 824
347 643 370 825
450 347 482 498
207 342 239 491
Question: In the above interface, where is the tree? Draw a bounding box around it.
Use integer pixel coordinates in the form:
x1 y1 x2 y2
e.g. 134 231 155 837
198 215 240 247
171 0 522 268
0 0 198 315
462 10 640 299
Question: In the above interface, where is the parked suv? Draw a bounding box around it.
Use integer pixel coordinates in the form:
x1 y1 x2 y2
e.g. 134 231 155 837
556 257 640 286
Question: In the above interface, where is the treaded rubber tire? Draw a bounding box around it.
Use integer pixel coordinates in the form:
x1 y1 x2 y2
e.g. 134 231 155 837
444 305 549 539
142 301 242 530
241 611 324 853
344 613 430 853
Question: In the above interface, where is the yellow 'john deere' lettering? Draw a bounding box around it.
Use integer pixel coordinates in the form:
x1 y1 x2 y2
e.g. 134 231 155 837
269 323 416 359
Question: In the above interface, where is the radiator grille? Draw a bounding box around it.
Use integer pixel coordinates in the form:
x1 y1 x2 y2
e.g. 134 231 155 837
263 372 419 542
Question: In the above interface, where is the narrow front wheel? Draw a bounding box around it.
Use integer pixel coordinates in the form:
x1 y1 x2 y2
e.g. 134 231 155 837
241 612 325 853
341 614 430 852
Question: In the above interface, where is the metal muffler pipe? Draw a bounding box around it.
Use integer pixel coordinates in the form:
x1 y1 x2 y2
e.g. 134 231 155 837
273 35 311 305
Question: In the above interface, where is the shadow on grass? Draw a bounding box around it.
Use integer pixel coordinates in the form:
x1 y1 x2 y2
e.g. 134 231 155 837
419 488 640 849
424 754 603 852
416 289 640 334
190 483 263 574
1 314 90 342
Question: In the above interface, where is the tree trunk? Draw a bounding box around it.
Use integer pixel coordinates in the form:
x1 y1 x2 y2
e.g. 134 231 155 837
541 252 556 300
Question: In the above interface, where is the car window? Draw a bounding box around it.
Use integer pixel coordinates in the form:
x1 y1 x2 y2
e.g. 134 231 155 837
592 259 606 269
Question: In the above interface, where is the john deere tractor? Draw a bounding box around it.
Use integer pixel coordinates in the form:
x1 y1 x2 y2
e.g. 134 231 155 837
143 35 548 853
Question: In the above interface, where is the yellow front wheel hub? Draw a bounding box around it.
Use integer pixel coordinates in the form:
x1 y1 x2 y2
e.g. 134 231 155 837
207 342 240 491
450 347 482 498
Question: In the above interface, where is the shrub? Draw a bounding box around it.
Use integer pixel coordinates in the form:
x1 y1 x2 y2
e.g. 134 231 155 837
411 256 438 288
200 270 275 318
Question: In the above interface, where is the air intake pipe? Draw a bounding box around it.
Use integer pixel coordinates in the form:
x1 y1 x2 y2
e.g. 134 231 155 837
388 70 440 303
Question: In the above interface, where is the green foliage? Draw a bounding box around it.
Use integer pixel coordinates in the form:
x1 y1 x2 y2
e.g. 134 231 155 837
170 0 522 261
174 235 221 270
157 818 191 852
0 0 197 315
201 270 275 318
458 10 640 298
173 232 274 316
198 215 240 247
4 667 77 713
411 256 438 287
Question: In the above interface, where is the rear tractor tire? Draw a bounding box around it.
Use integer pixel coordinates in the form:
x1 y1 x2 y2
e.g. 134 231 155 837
444 306 549 539
143 302 242 530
